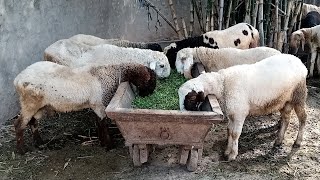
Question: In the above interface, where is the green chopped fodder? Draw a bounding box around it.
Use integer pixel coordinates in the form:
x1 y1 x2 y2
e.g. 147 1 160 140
132 70 187 110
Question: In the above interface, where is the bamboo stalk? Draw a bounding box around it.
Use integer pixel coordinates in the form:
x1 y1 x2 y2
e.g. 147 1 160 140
282 0 294 53
218 0 224 30
265 0 272 44
244 0 251 24
274 0 279 49
205 0 211 32
258 0 264 46
267 3 276 47
225 0 233 28
288 0 302 35
181 17 188 38
296 0 304 30
210 0 215 30
189 0 194 37
252 0 259 27
230 0 240 25
192 0 205 33
168 0 183 39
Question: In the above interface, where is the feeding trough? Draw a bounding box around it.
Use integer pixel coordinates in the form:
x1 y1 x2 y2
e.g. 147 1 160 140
105 82 223 171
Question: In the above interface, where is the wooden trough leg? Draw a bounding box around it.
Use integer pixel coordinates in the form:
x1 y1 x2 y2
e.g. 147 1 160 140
129 145 133 158
179 146 190 165
139 144 148 164
187 149 199 172
132 144 142 166
198 148 203 164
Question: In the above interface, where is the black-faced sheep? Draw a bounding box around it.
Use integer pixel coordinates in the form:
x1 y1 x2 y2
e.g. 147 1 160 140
45 43 170 78
178 54 308 160
164 23 260 68
13 61 156 154
176 47 281 79
290 25 320 77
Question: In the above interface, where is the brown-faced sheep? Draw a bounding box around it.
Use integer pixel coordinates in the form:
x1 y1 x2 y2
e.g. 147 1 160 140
13 62 156 154
178 54 308 161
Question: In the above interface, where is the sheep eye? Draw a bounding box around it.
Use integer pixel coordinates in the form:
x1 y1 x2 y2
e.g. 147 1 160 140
160 64 164 68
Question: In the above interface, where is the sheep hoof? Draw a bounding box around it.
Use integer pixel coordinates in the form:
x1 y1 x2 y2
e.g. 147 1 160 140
292 143 301 149
273 140 282 147
33 131 44 147
16 146 28 155
227 155 237 161
33 137 44 148
104 141 114 151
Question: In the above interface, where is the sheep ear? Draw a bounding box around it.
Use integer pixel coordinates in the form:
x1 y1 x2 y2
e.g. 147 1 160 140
297 33 306 51
149 61 156 70
197 91 205 102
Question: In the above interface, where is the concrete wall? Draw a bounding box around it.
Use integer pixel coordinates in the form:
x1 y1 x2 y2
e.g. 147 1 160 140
0 0 201 124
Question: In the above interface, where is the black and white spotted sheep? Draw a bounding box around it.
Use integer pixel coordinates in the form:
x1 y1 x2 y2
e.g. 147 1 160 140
164 23 260 68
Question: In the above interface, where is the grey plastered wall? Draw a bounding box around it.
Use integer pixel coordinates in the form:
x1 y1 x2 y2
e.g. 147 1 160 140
0 0 201 124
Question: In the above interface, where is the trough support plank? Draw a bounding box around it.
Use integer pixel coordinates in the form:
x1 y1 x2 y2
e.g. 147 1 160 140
198 148 203 163
129 145 133 158
132 145 142 166
187 149 199 172
139 144 148 164
179 146 190 165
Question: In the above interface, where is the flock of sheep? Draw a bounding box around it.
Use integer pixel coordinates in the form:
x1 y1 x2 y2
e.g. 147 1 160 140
13 14 318 162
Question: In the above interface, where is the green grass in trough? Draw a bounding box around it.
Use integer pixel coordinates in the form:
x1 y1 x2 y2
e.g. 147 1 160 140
132 70 187 110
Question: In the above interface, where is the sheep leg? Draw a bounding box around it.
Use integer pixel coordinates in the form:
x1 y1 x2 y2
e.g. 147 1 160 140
92 106 113 150
275 103 293 146
316 52 320 76
225 114 245 161
28 117 44 147
14 115 31 154
96 118 113 150
293 104 307 148
224 119 234 157
308 51 317 78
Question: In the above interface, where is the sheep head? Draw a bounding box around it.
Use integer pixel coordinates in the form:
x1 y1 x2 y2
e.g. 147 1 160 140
128 65 157 97
183 90 205 111
175 48 194 79
289 30 306 54
164 43 178 68
149 54 171 79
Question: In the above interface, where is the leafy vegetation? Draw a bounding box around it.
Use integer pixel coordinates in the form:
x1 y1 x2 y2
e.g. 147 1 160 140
132 70 187 110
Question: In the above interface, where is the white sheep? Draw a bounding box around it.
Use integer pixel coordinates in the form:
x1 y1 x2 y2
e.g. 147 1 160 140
164 23 260 68
44 38 93 66
290 25 320 77
176 46 281 79
73 44 170 78
69 34 163 51
178 54 308 160
45 42 170 78
13 61 157 154
44 34 163 66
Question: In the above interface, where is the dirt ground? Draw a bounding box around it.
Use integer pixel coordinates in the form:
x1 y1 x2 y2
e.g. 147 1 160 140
0 78 319 180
